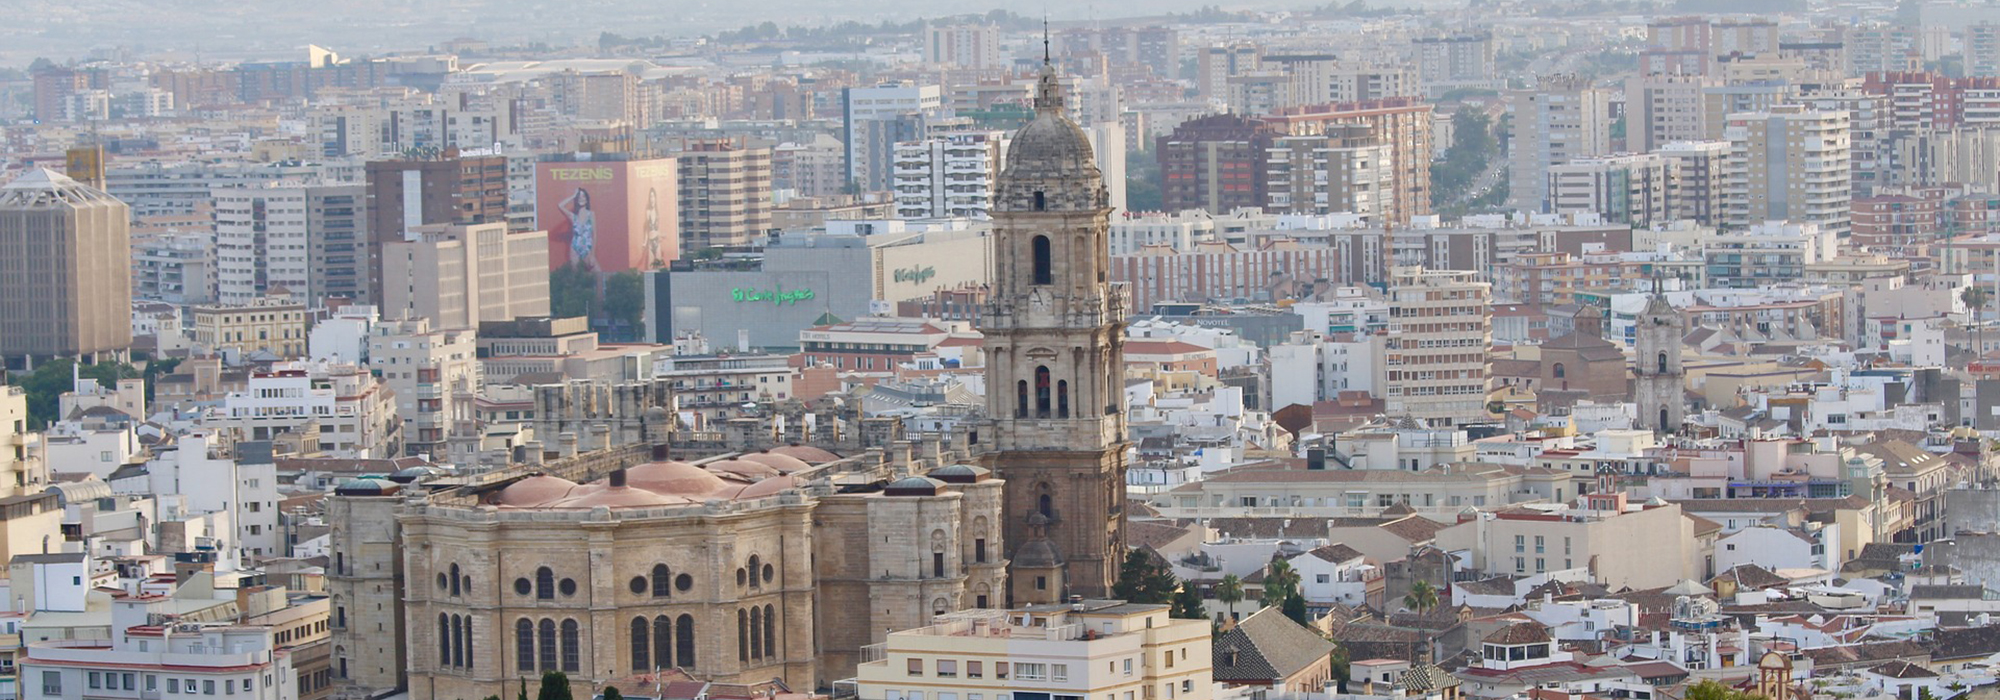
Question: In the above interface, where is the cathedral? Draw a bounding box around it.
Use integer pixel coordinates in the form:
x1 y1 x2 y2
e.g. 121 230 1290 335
1634 280 1685 433
983 58 1131 603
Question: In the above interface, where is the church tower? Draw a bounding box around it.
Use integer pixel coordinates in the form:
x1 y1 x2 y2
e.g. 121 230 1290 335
984 57 1128 604
1634 281 1685 433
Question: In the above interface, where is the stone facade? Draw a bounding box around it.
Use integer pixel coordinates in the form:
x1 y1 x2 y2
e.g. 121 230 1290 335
1634 286 1686 432
983 64 1130 603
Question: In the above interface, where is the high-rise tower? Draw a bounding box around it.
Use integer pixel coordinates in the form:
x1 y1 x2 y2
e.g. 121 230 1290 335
0 168 131 369
1634 280 1685 433
985 59 1128 604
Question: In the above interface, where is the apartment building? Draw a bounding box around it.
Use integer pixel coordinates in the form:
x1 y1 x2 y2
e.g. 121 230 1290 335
191 297 309 359
1265 128 1395 222
132 232 216 305
893 132 1006 220
21 598 299 700
676 142 773 251
1384 266 1492 426
212 183 366 305
1723 106 1852 237
1658 140 1733 227
1546 153 1671 228
1508 76 1612 212
367 318 479 462
380 223 551 331
0 169 133 368
363 155 510 302
1435 495 1701 591
1703 221 1838 288
850 603 1212 700
1260 98 1434 225
1626 75 1720 153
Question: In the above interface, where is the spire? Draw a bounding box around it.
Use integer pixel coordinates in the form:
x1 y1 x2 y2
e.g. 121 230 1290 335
1043 15 1052 66
1034 13 1065 114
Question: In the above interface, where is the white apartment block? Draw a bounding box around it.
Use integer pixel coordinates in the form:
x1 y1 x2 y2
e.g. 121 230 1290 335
1509 76 1612 212
1384 266 1492 426
1723 105 1851 237
893 133 1007 220
850 603 1212 700
21 598 296 700
1547 153 1671 228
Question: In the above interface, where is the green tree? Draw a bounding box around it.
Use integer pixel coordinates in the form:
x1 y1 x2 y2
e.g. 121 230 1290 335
549 263 599 320
1682 679 1766 700
1260 558 1302 608
1328 643 1351 693
602 687 624 700
517 681 530 700
1171 584 1207 620
1965 286 1990 359
17 359 140 428
1403 580 1440 615
1215 574 1245 607
1126 148 1163 212
1281 593 1310 626
602 270 646 340
1113 550 1181 605
537 671 573 700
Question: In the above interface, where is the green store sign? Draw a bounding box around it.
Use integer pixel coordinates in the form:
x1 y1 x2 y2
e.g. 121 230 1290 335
732 286 816 306
894 265 937 284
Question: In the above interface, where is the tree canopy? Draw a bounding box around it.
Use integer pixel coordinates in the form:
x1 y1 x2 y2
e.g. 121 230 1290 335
1114 550 1181 605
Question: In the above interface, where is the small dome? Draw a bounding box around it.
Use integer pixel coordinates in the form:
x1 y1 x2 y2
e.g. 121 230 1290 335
1026 511 1052 526
884 476 946 496
1014 538 1062 568
736 475 800 500
929 464 990 484
1646 497 1669 506
769 445 841 464
706 459 781 479
739 452 813 474
336 479 397 496
387 466 439 484
492 475 582 507
626 461 730 497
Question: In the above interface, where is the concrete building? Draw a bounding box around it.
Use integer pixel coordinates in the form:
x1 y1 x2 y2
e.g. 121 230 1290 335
1260 98 1435 226
1703 221 1837 288
20 597 298 700
367 318 479 462
1723 106 1852 237
132 232 217 305
363 155 511 303
852 603 1212 700
212 183 367 305
843 83 949 192
380 223 551 331
1547 153 1671 228
1414 33 1499 97
1265 128 1396 222
191 297 309 360
675 143 771 252
1435 496 1700 590
0 169 133 368
1384 267 1492 426
924 23 1004 68
1627 75 1720 154
1658 140 1733 227
893 133 1006 220
1157 114 1274 215
206 361 401 459
1509 76 1612 212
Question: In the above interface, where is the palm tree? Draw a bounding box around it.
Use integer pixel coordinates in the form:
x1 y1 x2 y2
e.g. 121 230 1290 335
1261 559 1303 608
1403 580 1440 615
1965 286 1991 362
1216 574 1245 607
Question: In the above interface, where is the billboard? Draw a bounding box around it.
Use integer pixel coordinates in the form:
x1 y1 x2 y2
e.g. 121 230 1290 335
536 159 679 272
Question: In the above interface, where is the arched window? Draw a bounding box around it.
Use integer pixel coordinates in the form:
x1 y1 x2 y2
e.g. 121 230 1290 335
452 615 465 668
1037 493 1053 517
1661 408 1671 430
763 603 777 660
737 609 750 662
515 619 534 672
439 614 451 666
631 617 650 671
1657 351 1668 374
1057 379 1069 418
750 606 764 660
1016 380 1029 418
651 564 671 598
449 563 461 597
1552 363 1565 379
1034 191 1046 211
535 566 554 600
560 619 580 672
676 615 696 668
537 619 557 671
747 555 762 588
461 616 472 670
1035 366 1051 417
1032 235 1052 285
655 615 674 669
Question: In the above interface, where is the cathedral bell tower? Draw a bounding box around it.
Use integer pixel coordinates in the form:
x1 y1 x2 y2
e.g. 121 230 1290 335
984 56 1129 604
1634 276 1685 433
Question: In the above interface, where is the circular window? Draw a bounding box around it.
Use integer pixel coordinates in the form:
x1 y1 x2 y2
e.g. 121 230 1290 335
629 576 647 594
513 578 531 595
736 568 748 587
762 563 775 583
559 578 578 596
675 573 694 592
436 573 448 590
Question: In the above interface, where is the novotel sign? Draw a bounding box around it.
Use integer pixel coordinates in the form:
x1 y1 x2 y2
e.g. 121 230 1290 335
732 286 816 306
893 265 937 284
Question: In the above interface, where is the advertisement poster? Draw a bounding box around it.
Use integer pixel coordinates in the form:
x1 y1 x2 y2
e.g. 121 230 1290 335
536 159 678 272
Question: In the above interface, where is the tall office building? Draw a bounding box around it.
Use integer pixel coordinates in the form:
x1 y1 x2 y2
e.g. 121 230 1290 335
364 155 510 302
381 223 551 330
1384 266 1491 427
675 142 774 252
842 83 948 192
1508 75 1613 212
0 169 132 368
1723 105 1852 236
212 182 367 305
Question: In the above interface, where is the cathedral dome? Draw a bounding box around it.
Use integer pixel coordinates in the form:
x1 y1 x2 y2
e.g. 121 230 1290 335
997 66 1108 213
492 475 581 507
625 461 729 497
740 452 813 474
552 484 691 509
706 459 782 480
769 445 841 464
736 475 800 500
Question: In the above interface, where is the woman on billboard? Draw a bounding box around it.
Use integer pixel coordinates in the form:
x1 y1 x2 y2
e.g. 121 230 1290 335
643 187 667 268
557 187 597 271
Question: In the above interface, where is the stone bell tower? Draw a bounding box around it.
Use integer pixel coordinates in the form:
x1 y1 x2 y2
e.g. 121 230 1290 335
984 51 1129 603
1634 276 1685 433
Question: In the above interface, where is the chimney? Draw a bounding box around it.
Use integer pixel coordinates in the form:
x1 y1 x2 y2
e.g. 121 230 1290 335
1307 448 1327 470
651 443 672 461
610 468 628 488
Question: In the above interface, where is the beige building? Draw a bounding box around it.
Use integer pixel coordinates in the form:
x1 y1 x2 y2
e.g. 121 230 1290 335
368 317 479 462
1546 153 1670 228
1435 495 1701 591
1149 460 1570 520
1723 106 1851 237
1626 74 1719 153
1508 75 1612 212
192 296 310 359
676 142 773 252
851 602 1212 700
1385 266 1492 426
1266 129 1396 223
0 168 132 367
1657 140 1732 227
382 223 551 331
